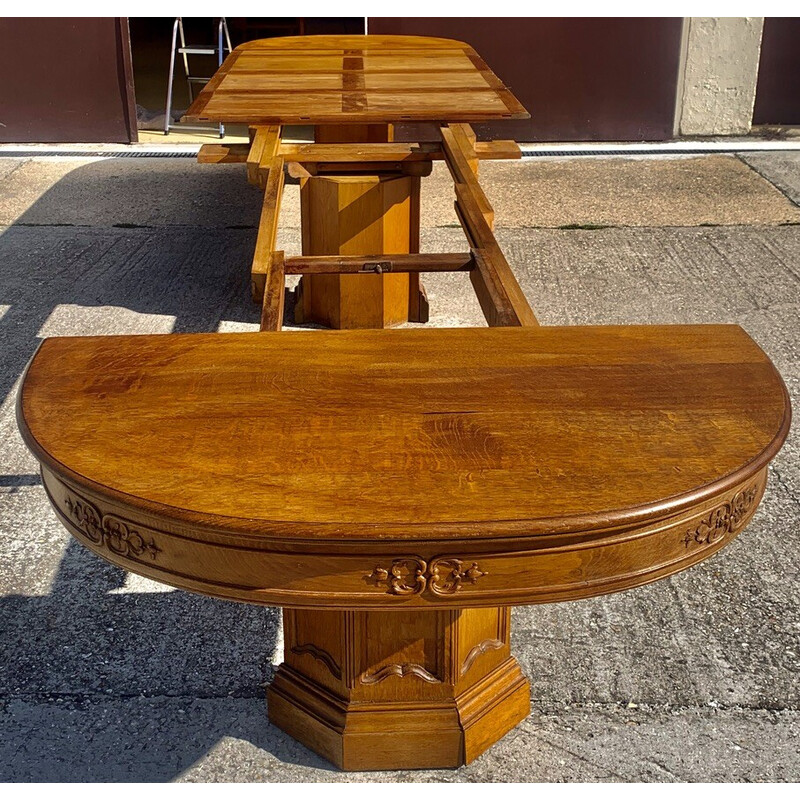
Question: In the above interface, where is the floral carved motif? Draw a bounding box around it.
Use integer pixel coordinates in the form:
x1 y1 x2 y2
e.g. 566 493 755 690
64 493 161 561
684 483 760 549
366 557 487 597
366 558 427 595
429 558 487 596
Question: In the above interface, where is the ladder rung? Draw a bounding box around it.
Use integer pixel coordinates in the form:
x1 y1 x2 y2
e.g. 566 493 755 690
178 47 218 55
167 123 223 132
187 76 212 82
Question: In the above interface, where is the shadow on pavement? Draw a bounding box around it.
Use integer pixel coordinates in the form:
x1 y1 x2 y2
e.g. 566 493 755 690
0 159 328 780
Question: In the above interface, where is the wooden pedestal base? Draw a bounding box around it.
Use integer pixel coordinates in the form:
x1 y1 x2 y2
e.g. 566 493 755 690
267 607 530 771
293 123 428 329
295 172 422 329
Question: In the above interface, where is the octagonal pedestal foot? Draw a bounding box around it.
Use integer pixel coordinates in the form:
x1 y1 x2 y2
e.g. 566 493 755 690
267 607 530 771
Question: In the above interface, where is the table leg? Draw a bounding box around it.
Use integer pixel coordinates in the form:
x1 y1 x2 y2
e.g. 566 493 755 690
268 607 530 771
294 125 427 329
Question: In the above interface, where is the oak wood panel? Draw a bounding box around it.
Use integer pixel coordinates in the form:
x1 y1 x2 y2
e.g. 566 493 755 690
20 325 789 549
16 320 791 776
298 171 415 329
33 464 772 609
183 35 529 125
285 142 443 163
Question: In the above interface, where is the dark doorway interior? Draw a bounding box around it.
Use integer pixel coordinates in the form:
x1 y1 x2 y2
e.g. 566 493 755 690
129 17 365 134
753 18 800 126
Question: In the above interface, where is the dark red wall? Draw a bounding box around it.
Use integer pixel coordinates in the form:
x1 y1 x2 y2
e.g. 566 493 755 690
368 17 684 141
0 18 136 144
1 17 688 143
753 18 800 125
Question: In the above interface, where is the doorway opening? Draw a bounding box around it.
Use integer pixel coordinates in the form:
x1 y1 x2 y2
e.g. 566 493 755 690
128 17 365 143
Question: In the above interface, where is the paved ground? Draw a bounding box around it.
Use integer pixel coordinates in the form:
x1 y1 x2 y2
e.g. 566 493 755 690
0 152 798 782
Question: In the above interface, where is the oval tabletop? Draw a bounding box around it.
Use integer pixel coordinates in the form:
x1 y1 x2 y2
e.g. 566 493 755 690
18 326 790 608
183 34 530 125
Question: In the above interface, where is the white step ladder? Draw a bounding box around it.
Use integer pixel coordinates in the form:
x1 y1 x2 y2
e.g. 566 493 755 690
164 17 232 137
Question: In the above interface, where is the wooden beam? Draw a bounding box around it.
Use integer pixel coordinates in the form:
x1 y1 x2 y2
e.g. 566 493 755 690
197 143 250 164
459 124 479 175
281 142 440 163
282 139 519 165
441 124 538 328
251 155 285 302
474 140 521 160
256 126 283 189
247 125 281 187
246 127 268 185
198 139 521 167
260 251 286 331
284 253 473 275
287 161 434 180
443 125 494 228
467 251 524 328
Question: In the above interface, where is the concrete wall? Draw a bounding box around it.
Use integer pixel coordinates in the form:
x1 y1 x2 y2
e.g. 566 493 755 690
676 17 764 136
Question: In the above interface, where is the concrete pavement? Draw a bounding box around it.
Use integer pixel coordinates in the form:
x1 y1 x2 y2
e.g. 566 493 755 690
0 152 798 781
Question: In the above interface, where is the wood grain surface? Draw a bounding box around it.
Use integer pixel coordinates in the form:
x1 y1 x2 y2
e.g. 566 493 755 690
19 325 788 534
18 325 789 610
25 33 791 773
183 35 529 125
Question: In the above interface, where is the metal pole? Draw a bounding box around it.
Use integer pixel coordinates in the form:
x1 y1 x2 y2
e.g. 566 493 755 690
164 17 180 135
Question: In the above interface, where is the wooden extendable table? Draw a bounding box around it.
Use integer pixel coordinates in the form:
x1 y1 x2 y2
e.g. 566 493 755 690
17 35 791 773
184 34 531 329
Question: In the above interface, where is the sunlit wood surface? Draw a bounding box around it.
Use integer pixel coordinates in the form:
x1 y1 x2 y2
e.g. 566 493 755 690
184 35 529 125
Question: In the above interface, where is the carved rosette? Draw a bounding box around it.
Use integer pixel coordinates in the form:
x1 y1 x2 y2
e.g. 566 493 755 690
367 557 487 597
64 492 161 561
684 483 760 549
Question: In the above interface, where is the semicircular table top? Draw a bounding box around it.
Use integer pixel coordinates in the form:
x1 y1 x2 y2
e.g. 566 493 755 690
183 34 530 125
19 325 789 545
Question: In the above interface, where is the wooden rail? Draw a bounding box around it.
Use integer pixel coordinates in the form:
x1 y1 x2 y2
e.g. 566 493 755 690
441 124 539 328
236 123 537 330
260 251 285 331
198 139 521 166
251 145 285 303
284 253 473 275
